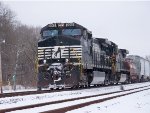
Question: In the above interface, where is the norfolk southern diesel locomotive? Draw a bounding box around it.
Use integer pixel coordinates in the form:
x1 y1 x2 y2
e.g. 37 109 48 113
37 22 150 90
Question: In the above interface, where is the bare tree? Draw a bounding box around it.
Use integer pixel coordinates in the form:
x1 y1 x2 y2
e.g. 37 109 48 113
0 2 18 86
14 24 41 87
0 2 41 88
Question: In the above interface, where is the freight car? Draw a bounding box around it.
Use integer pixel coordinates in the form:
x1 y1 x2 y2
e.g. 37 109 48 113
127 55 150 82
37 22 149 90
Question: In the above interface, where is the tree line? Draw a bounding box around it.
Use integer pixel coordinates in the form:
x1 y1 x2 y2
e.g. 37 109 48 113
0 2 41 88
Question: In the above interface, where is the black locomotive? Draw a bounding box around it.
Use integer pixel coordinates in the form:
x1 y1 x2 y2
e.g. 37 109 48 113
37 22 150 90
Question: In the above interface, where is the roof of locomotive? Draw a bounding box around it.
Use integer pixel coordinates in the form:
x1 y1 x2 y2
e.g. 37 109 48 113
40 22 91 34
119 49 129 54
127 55 150 62
94 38 118 47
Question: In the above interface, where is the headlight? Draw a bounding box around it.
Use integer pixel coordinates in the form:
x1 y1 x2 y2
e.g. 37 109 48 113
43 59 47 64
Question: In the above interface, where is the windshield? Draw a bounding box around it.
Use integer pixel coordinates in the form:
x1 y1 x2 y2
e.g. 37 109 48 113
43 30 58 37
62 29 81 36
42 29 82 38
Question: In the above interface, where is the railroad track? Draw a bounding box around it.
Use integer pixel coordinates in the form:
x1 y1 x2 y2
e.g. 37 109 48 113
0 87 93 98
0 90 51 98
0 84 119 98
0 83 150 113
44 87 150 113
0 82 146 98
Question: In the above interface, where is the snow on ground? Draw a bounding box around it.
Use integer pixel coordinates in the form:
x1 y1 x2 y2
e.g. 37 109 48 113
0 82 149 113
0 85 121 110
67 87 150 113
8 84 150 113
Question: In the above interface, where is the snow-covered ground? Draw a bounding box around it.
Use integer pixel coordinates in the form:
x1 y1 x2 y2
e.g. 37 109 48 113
67 87 150 113
9 85 150 113
0 85 121 110
0 82 150 113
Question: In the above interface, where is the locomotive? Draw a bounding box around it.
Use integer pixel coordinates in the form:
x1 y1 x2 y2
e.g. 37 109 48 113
37 22 150 90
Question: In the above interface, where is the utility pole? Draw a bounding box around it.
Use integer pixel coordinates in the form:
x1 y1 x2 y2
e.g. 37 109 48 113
0 39 5 93
13 50 20 91
0 51 3 93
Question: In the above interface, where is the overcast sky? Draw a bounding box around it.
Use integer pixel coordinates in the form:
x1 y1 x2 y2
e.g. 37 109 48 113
3 0 150 57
